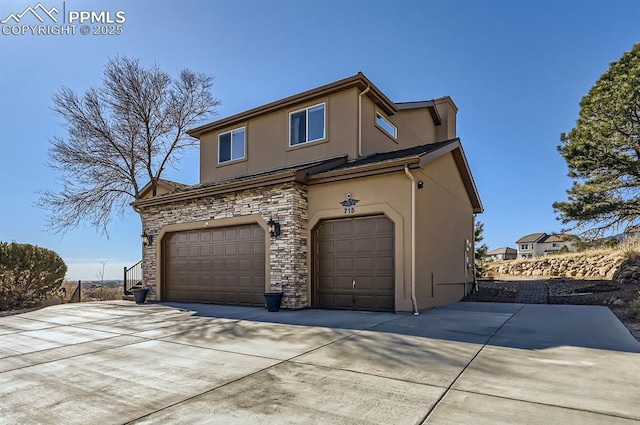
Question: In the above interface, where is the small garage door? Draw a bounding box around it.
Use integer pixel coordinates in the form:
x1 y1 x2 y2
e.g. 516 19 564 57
163 224 265 305
315 215 395 312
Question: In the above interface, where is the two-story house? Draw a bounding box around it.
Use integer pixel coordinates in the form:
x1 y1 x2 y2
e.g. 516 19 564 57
485 247 517 261
516 233 575 259
132 73 483 314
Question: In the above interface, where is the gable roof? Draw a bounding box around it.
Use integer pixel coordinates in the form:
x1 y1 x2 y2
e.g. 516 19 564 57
132 139 483 212
395 100 442 125
486 247 517 256
542 234 572 243
516 233 574 244
138 178 191 199
187 72 442 138
307 138 483 213
516 233 548 244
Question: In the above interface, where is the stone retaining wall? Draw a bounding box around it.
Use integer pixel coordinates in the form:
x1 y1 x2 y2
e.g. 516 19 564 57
491 252 625 280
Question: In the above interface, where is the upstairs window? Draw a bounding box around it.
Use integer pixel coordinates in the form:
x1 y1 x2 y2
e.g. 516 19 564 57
376 112 397 139
521 243 529 250
218 127 245 163
290 103 325 146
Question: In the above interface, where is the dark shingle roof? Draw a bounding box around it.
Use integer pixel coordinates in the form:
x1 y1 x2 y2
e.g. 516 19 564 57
516 233 548 244
313 139 458 175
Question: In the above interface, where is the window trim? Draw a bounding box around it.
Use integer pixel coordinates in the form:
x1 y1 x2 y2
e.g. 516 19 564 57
375 111 397 140
288 102 326 147
217 126 246 164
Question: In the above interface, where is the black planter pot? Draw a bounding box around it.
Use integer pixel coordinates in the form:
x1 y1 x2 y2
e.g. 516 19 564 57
132 288 149 305
264 292 283 312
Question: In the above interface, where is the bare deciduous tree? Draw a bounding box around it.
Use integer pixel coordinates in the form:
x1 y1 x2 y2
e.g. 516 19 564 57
39 56 220 233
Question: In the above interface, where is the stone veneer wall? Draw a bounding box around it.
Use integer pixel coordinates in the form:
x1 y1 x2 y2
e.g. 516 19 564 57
139 182 309 309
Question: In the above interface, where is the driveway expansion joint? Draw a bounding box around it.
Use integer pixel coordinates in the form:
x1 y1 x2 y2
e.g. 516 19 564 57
420 304 526 423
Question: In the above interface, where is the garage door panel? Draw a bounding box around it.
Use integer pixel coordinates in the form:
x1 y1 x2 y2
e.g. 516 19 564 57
354 219 376 234
225 228 238 241
335 258 352 272
354 258 374 271
237 242 253 255
319 240 334 256
238 227 254 240
253 242 265 254
164 224 265 305
335 240 353 253
316 215 394 312
336 294 353 309
376 217 394 233
336 276 354 289
376 237 394 253
333 221 353 235
354 238 375 254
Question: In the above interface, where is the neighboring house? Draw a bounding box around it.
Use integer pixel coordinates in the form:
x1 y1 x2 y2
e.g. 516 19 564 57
485 247 517 261
516 233 575 259
132 72 483 313
623 225 640 241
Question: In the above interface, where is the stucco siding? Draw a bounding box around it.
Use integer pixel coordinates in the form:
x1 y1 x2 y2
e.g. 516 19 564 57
199 89 359 184
415 152 474 310
308 172 413 312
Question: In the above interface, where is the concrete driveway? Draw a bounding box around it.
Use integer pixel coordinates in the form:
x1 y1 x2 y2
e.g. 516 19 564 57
0 301 638 424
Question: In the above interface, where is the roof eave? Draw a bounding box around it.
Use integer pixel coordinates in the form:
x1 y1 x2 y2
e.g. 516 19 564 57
132 170 297 208
396 101 442 126
131 156 348 209
307 157 421 184
417 140 483 213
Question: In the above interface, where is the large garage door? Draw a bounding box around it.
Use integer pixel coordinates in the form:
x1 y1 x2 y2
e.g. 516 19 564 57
163 224 265 305
315 215 395 312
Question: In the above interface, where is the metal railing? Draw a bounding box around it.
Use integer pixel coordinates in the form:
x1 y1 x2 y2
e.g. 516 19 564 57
68 280 81 303
123 260 142 295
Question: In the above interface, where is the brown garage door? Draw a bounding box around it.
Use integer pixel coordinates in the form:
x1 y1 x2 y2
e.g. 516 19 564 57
315 215 395 312
163 224 265 305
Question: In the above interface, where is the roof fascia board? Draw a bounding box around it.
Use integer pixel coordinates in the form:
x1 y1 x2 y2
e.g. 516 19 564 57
133 171 296 208
308 157 421 181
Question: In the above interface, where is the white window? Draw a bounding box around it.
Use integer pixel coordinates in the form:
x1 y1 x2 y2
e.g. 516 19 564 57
521 243 529 250
290 103 325 146
552 243 559 248
376 112 397 139
218 127 245 163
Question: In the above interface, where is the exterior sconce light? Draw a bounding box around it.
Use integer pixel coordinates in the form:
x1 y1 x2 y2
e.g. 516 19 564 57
417 181 424 189
267 218 281 238
141 233 153 246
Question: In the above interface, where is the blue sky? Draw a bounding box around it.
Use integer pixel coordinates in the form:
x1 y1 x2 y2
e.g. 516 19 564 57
0 0 638 280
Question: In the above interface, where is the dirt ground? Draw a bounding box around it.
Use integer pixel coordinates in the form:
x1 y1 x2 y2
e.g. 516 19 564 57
464 276 640 342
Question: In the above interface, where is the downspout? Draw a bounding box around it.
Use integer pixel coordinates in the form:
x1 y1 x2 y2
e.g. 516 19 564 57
358 85 371 157
404 165 419 315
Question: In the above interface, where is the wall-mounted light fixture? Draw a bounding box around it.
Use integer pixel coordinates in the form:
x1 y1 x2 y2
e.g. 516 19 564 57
141 233 153 246
266 218 281 238
417 181 424 189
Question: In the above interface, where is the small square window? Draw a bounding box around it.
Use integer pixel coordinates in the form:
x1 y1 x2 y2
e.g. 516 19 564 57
218 127 245 163
290 103 325 146
376 112 397 139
